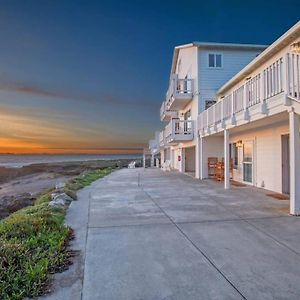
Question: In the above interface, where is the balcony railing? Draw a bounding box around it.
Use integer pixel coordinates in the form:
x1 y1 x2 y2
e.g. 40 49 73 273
165 74 193 110
159 130 165 147
165 119 194 144
160 101 178 121
198 52 300 132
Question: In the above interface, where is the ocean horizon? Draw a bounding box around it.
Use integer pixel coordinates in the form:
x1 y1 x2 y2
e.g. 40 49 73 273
0 154 142 168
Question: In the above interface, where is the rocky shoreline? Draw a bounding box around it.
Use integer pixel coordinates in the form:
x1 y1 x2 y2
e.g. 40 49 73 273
0 159 140 219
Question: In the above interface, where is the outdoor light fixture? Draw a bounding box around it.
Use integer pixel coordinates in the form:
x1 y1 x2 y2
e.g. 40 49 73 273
291 41 300 53
236 140 243 148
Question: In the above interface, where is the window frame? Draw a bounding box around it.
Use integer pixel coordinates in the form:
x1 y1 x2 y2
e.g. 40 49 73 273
207 52 223 69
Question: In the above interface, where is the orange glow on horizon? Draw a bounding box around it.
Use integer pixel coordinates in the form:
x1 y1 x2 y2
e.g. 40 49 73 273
0 107 145 155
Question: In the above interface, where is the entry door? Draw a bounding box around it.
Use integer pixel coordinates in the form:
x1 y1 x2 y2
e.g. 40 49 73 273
281 135 290 194
243 141 253 183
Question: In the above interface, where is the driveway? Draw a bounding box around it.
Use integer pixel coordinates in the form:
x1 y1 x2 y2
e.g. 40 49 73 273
44 168 300 300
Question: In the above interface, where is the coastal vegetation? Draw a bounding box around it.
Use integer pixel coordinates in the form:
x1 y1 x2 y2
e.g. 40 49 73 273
0 167 113 300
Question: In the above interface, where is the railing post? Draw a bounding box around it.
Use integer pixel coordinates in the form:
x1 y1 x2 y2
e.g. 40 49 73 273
221 99 225 128
282 53 291 106
224 129 230 189
243 84 249 120
260 72 267 114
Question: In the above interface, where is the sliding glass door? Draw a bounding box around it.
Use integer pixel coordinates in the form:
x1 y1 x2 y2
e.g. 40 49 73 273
243 141 253 183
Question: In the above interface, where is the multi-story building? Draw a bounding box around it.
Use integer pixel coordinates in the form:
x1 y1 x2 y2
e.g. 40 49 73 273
198 21 300 215
159 41 267 176
150 21 300 215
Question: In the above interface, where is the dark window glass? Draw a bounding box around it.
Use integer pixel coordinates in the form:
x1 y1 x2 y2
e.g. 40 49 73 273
216 54 222 67
208 54 215 67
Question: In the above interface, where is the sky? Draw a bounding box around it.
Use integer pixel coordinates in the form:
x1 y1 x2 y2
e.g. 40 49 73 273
0 0 299 154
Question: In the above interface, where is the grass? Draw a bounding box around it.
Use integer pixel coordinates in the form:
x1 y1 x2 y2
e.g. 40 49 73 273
0 167 113 300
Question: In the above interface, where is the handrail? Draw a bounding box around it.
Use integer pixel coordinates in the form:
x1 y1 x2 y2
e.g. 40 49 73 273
165 119 194 138
198 51 300 132
165 74 193 109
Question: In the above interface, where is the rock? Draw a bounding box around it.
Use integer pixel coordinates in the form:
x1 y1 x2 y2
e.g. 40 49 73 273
48 192 74 208
48 198 66 208
53 193 73 204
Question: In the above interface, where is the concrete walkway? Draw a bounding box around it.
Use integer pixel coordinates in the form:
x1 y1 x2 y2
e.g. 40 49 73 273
44 168 300 300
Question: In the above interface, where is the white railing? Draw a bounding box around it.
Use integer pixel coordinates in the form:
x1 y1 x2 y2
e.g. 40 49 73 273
198 52 300 132
165 119 194 142
287 52 300 101
159 130 165 147
166 74 193 109
160 101 166 118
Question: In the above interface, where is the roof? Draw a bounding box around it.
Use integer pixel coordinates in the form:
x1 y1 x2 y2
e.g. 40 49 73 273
217 20 300 95
170 42 268 75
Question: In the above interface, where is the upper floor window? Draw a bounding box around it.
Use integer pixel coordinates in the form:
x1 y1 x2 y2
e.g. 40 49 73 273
208 53 223 68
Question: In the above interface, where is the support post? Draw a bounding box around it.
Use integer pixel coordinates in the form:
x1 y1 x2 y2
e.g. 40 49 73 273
224 129 230 189
170 149 174 169
195 135 200 179
150 154 154 167
289 110 300 215
143 154 146 168
199 136 205 180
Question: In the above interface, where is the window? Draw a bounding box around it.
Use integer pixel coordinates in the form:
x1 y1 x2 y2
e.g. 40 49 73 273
205 100 216 110
208 53 222 68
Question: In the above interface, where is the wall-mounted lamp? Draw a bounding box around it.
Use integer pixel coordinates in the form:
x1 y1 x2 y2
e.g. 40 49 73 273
236 140 243 148
291 41 300 53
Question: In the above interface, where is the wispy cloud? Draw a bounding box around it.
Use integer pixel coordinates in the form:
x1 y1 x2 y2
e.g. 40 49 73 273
0 80 155 108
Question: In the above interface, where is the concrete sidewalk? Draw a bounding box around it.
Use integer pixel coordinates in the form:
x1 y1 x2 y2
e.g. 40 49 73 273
44 168 300 300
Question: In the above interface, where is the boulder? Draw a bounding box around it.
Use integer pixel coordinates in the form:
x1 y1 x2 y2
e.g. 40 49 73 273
48 192 73 208
48 198 66 208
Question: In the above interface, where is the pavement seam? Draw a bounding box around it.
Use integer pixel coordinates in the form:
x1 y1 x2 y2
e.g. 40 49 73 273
139 170 247 300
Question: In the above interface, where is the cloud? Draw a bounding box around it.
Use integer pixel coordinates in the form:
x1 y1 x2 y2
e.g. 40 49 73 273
0 80 156 108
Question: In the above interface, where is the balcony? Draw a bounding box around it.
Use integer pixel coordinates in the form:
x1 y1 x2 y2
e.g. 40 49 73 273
159 130 165 147
160 101 178 121
165 74 193 111
198 51 300 136
165 119 194 144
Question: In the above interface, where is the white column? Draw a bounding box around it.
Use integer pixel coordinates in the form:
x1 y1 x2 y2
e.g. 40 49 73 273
199 136 205 179
224 129 230 189
151 154 154 167
289 110 300 215
170 149 174 169
160 150 165 165
195 135 200 179
143 154 146 168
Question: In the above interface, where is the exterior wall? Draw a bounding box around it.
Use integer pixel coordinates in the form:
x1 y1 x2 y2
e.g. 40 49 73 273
198 48 263 112
230 121 290 193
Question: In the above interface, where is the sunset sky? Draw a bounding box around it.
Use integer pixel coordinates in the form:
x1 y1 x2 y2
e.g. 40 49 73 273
0 0 299 154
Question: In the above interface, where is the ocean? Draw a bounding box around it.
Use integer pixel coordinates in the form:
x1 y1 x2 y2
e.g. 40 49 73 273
0 154 142 168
